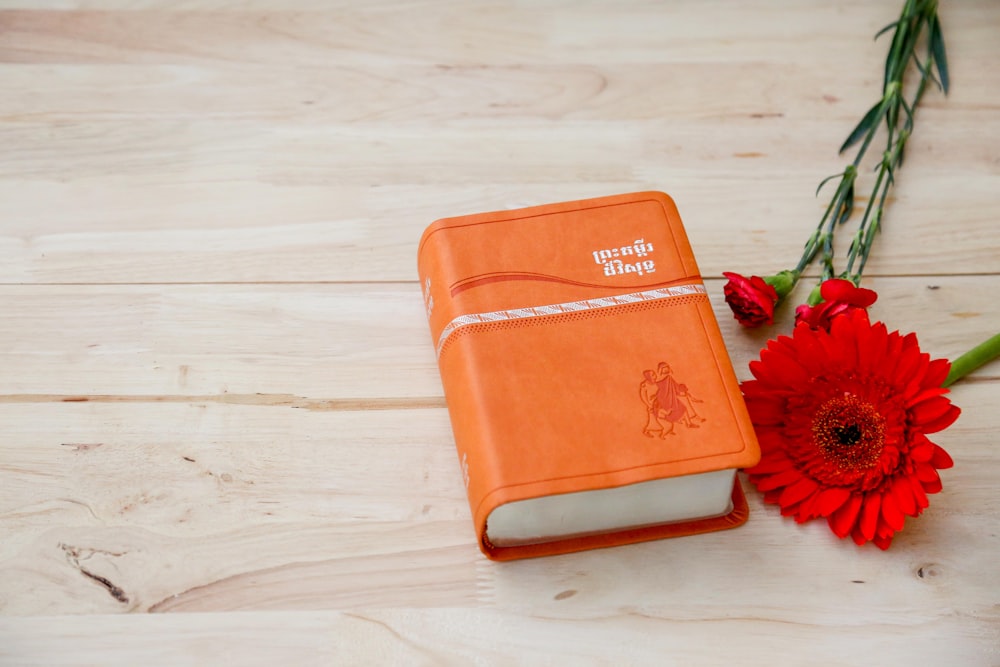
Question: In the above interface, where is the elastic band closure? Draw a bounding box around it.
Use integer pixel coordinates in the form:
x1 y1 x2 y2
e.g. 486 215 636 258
435 283 706 356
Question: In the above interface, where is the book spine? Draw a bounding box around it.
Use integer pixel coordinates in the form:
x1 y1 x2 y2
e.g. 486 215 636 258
417 225 496 541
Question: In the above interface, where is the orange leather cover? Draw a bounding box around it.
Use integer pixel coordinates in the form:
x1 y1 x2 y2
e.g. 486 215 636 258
417 191 760 560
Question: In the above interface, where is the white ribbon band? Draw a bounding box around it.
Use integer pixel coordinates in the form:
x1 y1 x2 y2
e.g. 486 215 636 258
436 282 706 356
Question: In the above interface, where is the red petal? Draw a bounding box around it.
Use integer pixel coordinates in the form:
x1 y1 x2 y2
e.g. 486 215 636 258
856 288 878 308
905 386 949 408
745 454 794 475
817 279 877 308
753 467 803 492
904 353 932 396
873 534 893 550
767 350 811 387
747 360 769 384
779 477 820 508
745 397 787 426
795 493 820 521
881 491 905 531
851 525 868 546
780 503 799 517
829 492 863 538
767 333 799 359
748 359 783 389
816 486 852 516
894 346 924 390
859 494 880 540
925 358 951 387
828 318 859 368
879 331 906 378
931 444 954 469
922 473 943 494
922 405 961 434
909 475 929 510
910 440 935 462
857 318 889 375
909 397 957 426
874 522 899 551
790 334 828 377
819 279 855 302
752 349 808 389
915 462 940 483
892 476 918 516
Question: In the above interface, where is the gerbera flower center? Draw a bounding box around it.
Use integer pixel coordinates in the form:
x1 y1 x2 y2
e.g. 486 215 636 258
833 424 862 445
812 394 885 471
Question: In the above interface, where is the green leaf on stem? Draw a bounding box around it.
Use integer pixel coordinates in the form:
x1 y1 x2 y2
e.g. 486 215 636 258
929 14 949 93
899 95 915 128
874 20 899 40
815 172 843 197
839 101 883 154
910 55 942 95
791 2 947 285
838 180 855 225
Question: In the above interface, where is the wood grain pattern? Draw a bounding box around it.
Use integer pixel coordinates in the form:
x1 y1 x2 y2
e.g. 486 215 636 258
1 0 998 664
3 610 1000 667
1 2 998 283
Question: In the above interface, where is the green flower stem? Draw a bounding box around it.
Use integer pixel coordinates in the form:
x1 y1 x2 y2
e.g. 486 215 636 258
943 333 1000 388
745 1 947 308
845 131 907 282
804 0 947 289
845 42 935 283
797 165 858 280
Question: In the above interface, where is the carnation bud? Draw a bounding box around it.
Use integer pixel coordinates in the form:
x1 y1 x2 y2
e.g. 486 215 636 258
763 269 800 301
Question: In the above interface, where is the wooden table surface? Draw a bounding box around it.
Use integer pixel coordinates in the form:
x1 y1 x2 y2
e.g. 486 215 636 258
2 1 998 664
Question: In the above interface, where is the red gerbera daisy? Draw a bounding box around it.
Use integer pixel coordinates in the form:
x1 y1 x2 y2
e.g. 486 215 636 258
743 310 960 549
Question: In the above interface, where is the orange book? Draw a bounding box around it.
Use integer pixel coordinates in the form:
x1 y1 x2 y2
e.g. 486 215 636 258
417 191 760 561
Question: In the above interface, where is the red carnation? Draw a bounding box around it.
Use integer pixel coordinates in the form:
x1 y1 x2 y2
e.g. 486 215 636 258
796 278 878 330
722 272 780 327
743 310 959 549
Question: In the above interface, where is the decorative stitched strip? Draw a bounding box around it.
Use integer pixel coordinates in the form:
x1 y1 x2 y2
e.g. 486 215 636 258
435 283 706 356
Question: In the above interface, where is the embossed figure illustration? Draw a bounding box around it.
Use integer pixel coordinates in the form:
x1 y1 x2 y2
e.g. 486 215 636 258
640 362 706 438
639 370 665 437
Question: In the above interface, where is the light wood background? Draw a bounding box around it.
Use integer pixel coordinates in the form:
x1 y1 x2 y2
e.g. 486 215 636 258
1 1 998 664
